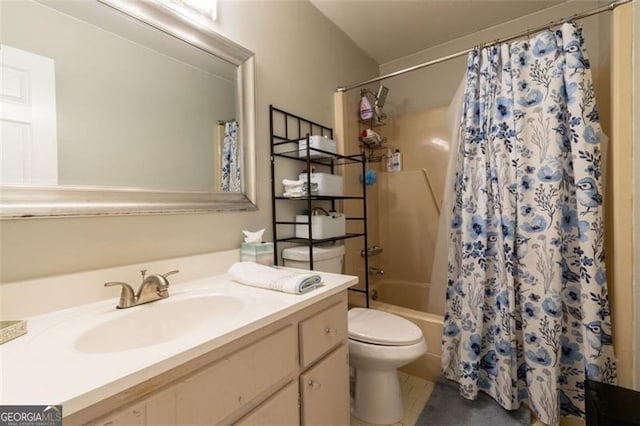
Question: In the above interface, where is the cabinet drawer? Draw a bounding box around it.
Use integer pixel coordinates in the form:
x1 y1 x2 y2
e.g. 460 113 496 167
236 381 299 425
299 344 349 426
175 325 297 424
299 301 347 368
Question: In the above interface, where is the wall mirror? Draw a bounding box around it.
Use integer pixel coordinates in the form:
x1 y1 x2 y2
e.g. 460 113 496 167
0 0 256 218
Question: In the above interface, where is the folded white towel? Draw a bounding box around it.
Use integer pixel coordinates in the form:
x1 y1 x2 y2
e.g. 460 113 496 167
283 189 319 198
228 262 322 294
282 178 304 187
282 179 318 188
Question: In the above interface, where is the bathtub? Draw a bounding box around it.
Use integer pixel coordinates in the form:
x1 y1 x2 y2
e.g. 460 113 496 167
371 280 430 312
370 280 443 383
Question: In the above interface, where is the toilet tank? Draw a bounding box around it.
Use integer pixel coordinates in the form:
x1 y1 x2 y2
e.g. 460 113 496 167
282 245 345 273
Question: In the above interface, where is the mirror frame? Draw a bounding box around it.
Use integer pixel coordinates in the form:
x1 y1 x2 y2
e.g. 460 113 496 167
0 0 257 219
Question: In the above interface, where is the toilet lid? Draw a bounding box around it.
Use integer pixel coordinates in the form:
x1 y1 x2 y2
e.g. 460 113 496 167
348 308 423 346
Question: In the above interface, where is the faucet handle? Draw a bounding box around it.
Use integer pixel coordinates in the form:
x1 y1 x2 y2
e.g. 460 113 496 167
104 282 136 309
156 270 179 298
162 270 180 279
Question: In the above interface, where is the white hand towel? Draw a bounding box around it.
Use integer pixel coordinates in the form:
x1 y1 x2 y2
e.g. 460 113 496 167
228 262 322 294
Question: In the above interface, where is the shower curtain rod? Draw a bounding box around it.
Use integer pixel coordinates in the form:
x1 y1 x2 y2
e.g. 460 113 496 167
336 0 631 92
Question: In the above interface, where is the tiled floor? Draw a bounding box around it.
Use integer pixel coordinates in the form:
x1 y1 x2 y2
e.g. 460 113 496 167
350 371 435 426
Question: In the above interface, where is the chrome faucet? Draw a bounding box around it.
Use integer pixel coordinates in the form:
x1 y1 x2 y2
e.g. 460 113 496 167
104 269 179 309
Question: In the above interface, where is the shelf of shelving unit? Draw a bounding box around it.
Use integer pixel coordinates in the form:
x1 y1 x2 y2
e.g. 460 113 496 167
359 143 388 163
358 116 390 163
270 105 370 307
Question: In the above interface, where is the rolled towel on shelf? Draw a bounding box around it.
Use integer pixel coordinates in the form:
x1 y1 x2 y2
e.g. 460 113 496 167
228 262 322 294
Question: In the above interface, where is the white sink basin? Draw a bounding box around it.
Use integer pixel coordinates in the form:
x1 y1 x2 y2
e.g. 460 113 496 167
74 294 245 353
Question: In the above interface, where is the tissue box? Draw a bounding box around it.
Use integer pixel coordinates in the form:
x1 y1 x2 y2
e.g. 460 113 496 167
241 242 274 266
295 213 346 239
299 173 343 196
298 135 337 158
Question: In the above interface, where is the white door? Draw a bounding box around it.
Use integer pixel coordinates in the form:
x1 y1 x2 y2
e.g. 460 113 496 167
0 44 58 185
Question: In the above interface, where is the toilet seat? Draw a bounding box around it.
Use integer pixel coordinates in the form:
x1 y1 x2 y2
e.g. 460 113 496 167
348 308 423 346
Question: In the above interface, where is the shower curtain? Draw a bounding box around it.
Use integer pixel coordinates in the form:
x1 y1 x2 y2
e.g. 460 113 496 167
441 22 616 425
220 121 241 192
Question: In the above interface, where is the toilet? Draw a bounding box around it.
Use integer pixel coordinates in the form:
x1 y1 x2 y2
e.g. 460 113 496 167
283 245 428 425
348 308 427 424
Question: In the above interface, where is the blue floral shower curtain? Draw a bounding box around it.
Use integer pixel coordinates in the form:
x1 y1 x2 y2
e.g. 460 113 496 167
442 22 616 425
221 121 241 192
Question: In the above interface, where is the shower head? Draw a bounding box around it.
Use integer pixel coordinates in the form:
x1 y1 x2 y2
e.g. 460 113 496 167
375 85 389 107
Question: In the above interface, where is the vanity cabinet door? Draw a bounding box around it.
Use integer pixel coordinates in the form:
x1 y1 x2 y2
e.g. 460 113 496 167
299 344 349 426
236 381 299 425
299 301 347 368
174 325 297 424
90 401 145 426
145 387 177 425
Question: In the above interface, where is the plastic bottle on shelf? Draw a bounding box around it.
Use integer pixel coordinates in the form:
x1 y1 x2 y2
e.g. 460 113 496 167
359 92 373 121
391 149 402 172
385 149 393 172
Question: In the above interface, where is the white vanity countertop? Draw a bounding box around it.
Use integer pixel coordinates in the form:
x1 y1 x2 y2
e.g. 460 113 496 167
0 271 357 416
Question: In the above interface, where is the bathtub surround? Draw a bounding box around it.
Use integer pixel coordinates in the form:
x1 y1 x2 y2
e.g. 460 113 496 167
442 23 615 425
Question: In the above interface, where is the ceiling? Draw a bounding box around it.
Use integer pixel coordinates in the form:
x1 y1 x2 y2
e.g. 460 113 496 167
309 0 568 64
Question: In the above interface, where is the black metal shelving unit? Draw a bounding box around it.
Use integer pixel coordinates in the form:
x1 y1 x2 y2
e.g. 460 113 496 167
269 105 370 306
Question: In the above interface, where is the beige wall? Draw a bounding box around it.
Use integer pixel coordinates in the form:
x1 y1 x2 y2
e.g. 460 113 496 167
0 0 378 283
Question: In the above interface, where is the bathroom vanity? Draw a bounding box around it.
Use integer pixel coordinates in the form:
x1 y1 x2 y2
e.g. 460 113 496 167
0 261 356 425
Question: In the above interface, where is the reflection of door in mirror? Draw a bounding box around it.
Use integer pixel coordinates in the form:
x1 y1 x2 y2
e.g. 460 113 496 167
1 45 58 185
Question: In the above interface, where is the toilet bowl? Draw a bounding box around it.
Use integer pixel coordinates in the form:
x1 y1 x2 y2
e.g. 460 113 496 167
348 307 427 425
